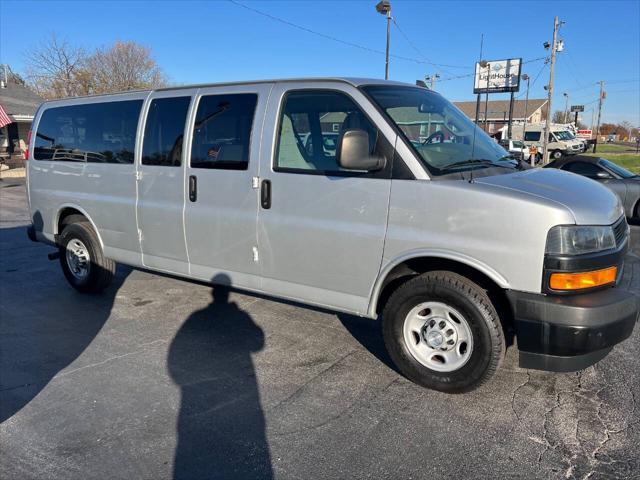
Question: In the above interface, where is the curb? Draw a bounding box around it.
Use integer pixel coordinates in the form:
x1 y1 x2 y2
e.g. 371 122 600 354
0 168 26 179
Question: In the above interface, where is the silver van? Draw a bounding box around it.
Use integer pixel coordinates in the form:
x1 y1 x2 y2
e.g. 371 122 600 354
26 78 638 393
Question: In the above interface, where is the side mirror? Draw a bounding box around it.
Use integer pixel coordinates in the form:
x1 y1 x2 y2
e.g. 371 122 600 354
337 129 385 171
596 171 612 179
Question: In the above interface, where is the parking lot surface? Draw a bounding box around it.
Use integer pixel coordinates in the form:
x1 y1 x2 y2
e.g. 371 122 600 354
1 179 639 480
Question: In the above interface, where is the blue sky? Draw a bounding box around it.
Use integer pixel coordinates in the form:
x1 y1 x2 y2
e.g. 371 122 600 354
1 0 638 125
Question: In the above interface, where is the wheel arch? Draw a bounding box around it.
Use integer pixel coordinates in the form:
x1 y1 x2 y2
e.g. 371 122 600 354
55 204 105 249
368 251 510 318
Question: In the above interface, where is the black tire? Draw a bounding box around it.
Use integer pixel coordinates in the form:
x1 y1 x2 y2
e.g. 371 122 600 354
382 271 504 393
58 220 115 293
551 150 563 160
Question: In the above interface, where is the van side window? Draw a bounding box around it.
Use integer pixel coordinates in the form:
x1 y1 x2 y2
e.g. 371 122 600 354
190 94 257 170
524 131 540 142
275 90 377 174
142 96 191 167
34 100 142 163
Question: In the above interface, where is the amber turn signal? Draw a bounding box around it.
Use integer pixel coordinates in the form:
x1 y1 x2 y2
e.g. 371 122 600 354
549 266 617 291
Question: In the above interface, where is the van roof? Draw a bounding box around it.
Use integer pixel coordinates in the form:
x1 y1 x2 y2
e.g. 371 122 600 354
41 77 418 104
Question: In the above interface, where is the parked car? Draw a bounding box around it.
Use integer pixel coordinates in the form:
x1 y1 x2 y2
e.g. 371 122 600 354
26 78 637 393
545 155 640 220
498 138 531 161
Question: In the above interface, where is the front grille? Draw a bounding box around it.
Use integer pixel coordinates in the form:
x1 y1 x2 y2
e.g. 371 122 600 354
613 216 629 248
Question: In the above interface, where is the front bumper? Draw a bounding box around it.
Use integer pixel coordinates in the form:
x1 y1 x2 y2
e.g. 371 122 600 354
507 288 638 372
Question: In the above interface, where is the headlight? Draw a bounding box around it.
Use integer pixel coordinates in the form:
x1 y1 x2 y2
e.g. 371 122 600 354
546 225 616 255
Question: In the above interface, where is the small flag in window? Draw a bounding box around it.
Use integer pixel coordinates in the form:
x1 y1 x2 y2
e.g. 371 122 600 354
208 145 220 159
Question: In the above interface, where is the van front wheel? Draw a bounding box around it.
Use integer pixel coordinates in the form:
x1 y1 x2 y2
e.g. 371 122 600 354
382 271 504 393
58 221 115 293
551 150 563 160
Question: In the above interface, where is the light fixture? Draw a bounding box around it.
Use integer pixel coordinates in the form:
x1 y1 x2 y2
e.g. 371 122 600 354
375 0 391 14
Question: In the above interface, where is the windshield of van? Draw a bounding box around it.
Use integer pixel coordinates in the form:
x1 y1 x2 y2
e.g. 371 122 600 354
554 130 574 141
362 86 516 175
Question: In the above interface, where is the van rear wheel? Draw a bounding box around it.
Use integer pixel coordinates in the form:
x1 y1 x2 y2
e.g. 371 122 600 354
382 271 504 393
58 221 115 293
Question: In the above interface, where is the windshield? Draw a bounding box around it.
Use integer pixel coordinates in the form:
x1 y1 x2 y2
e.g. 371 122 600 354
600 159 637 178
554 130 575 141
362 86 515 175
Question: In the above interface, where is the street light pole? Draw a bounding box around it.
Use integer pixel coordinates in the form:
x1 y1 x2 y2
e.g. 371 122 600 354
376 1 392 80
563 93 569 123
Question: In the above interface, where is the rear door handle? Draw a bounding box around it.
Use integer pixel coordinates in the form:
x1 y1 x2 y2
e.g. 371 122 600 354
189 175 197 202
261 179 271 209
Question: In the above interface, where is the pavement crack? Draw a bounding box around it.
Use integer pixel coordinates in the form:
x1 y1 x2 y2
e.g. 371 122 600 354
267 350 358 412
52 339 167 380
511 371 531 421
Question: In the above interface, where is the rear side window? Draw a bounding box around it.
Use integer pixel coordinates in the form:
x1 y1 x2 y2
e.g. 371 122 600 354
524 131 540 142
190 94 257 170
34 100 142 163
142 96 191 167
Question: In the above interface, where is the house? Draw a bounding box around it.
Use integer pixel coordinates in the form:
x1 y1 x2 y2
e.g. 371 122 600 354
0 69 44 166
453 98 548 134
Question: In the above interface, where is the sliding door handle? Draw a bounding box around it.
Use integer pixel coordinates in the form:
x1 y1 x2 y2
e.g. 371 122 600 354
261 179 271 209
189 175 197 202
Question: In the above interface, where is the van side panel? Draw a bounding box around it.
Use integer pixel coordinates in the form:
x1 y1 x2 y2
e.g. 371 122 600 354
27 92 149 267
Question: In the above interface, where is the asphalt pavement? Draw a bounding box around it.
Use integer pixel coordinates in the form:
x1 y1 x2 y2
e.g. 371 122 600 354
1 179 638 480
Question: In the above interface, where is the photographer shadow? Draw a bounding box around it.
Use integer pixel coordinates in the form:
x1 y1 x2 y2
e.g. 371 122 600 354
168 274 272 480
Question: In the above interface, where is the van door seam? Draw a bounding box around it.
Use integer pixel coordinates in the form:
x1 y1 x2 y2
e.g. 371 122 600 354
255 83 275 281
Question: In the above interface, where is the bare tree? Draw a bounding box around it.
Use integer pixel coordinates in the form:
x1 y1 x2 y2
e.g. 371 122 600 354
86 41 166 94
24 34 89 99
551 110 566 124
23 37 167 99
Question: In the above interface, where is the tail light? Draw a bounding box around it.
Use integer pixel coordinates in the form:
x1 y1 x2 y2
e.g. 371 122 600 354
25 130 32 160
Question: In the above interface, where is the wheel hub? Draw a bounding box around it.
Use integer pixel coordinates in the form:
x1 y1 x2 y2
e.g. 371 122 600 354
422 317 458 350
65 238 90 280
403 302 474 372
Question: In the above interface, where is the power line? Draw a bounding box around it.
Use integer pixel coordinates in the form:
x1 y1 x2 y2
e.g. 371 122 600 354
563 78 639 94
516 60 548 98
228 0 469 69
390 17 469 74
439 56 548 83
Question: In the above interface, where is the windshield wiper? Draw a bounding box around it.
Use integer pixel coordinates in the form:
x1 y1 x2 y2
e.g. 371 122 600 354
440 158 501 171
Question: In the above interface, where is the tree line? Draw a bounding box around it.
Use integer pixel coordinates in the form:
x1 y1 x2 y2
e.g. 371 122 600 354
23 34 166 100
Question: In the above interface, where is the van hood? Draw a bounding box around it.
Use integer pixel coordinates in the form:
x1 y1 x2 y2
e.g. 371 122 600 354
475 168 623 225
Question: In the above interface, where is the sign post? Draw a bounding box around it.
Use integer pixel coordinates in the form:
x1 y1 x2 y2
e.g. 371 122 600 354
474 58 522 137
570 105 584 127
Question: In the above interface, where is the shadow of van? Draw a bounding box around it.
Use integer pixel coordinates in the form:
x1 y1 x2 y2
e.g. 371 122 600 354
168 273 273 480
0 224 129 423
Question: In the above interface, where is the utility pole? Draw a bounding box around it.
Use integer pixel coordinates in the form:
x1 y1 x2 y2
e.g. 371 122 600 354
593 81 605 153
563 93 569 123
376 1 392 80
542 16 562 164
520 74 532 165
425 73 440 90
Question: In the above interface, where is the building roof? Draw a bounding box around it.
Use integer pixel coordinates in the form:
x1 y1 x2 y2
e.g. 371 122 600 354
0 81 44 119
453 98 547 121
